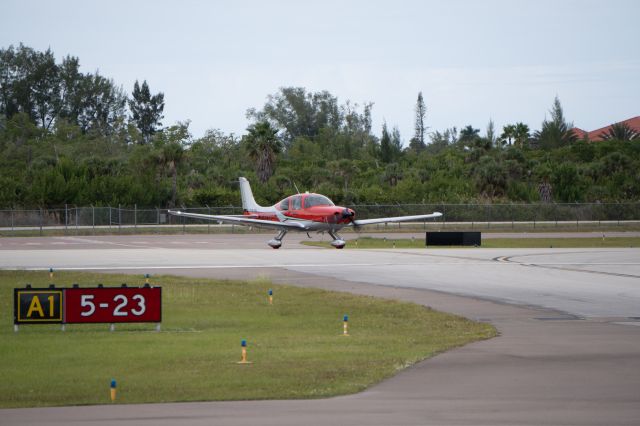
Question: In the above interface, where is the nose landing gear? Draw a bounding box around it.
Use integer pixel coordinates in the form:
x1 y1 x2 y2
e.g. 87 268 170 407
328 231 346 249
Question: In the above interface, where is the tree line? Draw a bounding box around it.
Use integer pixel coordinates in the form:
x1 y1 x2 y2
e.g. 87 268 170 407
1 44 639 209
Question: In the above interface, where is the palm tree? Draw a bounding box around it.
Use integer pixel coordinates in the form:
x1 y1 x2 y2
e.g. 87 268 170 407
513 122 530 148
534 120 577 149
384 162 403 187
244 121 282 183
601 122 639 141
160 142 184 207
459 125 481 150
533 96 577 149
459 125 480 142
500 124 516 147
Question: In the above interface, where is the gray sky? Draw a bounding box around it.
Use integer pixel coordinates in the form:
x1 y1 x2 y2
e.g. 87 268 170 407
2 0 639 143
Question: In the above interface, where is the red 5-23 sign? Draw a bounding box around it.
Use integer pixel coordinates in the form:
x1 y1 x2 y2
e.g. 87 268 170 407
65 287 161 323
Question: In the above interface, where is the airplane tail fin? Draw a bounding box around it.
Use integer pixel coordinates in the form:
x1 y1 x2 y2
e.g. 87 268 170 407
239 177 262 212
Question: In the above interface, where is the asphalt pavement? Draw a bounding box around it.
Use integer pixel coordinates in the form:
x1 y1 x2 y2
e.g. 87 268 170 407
1 234 639 425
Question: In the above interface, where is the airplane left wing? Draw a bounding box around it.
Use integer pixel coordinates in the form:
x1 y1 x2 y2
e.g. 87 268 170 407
168 210 307 231
351 212 442 227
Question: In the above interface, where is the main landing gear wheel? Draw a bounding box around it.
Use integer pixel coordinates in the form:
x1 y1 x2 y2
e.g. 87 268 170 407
268 230 286 249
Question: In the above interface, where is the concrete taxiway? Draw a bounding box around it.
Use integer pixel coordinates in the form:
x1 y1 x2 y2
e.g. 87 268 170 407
1 234 639 425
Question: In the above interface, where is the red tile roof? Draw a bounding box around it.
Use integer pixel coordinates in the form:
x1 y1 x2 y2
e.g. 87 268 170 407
575 116 640 141
571 127 588 139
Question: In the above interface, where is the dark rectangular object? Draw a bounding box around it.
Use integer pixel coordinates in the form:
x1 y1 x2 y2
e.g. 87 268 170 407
14 289 63 324
426 232 481 246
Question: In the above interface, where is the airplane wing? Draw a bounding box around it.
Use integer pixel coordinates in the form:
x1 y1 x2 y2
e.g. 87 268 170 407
167 210 306 231
351 212 442 227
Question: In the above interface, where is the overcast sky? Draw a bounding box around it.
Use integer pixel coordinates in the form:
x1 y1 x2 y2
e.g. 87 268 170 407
2 0 639 144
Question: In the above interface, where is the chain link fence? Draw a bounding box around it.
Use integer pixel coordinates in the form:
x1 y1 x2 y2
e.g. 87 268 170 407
1 203 639 234
351 202 640 223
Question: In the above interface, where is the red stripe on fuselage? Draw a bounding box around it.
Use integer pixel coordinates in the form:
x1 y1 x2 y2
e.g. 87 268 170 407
243 211 279 221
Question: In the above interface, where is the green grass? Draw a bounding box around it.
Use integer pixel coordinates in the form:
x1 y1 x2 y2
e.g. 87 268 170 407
0 271 495 408
303 236 640 249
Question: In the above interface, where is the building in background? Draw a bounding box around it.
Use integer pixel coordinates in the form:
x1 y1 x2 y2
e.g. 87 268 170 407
573 116 640 141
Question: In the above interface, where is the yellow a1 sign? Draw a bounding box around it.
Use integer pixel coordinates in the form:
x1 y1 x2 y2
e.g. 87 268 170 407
14 289 63 323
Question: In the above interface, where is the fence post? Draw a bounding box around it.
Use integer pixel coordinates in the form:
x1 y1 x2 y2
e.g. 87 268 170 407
39 208 43 236
92 205 95 233
134 204 137 230
65 204 68 234
118 204 121 233
486 204 490 229
109 206 112 230
511 203 514 229
442 203 446 229
207 205 211 234
10 209 14 233
75 205 78 232
156 208 160 234
423 203 426 230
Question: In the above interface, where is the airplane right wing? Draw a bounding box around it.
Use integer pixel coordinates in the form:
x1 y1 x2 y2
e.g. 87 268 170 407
168 210 307 231
351 212 442 227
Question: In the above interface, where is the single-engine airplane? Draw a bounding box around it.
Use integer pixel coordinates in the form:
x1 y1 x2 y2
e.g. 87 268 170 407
168 177 442 249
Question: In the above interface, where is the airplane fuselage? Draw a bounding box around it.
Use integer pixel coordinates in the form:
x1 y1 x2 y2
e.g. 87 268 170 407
244 193 355 232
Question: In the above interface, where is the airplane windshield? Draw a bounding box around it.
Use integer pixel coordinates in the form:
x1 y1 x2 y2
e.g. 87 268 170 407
292 196 302 210
304 195 334 208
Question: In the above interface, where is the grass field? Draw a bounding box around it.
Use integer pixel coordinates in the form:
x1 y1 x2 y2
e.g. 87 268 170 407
0 271 495 408
303 236 640 249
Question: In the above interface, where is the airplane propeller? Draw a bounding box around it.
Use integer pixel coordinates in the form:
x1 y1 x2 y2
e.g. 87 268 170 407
341 208 360 231
326 208 355 228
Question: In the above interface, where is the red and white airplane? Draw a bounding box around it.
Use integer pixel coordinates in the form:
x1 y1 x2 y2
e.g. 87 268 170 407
169 177 442 249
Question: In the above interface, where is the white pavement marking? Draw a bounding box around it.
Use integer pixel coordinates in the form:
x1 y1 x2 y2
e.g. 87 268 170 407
3 262 431 270
52 236 150 248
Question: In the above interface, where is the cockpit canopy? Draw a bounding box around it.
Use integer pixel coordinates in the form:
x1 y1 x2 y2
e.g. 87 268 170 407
304 194 334 208
278 194 335 210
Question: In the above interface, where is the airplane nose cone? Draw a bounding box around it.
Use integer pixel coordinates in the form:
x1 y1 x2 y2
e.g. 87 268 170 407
341 208 355 219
